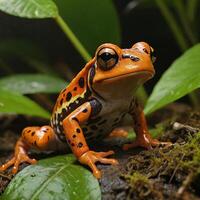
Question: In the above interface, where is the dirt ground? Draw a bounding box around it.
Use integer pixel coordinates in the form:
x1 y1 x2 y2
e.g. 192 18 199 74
0 103 200 200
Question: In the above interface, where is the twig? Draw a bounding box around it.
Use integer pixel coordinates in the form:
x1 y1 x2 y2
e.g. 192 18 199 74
155 0 189 51
173 122 199 133
176 172 194 199
0 173 12 180
169 154 185 184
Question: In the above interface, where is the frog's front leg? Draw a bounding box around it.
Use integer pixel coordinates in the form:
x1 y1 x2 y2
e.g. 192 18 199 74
0 126 58 174
63 101 118 179
123 100 172 150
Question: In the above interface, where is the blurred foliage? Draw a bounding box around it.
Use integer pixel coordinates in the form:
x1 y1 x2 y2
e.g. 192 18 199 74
0 88 50 118
0 74 66 94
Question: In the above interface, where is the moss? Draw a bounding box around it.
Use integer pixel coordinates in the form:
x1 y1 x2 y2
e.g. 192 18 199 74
125 172 159 200
124 131 200 199
127 172 149 188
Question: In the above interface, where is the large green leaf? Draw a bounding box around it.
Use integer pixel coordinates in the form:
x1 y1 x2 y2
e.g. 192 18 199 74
0 74 67 94
54 0 121 54
0 89 50 118
1 155 101 200
0 0 58 18
145 44 200 114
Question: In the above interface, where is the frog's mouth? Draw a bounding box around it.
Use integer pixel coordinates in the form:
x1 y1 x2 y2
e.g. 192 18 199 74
101 70 154 83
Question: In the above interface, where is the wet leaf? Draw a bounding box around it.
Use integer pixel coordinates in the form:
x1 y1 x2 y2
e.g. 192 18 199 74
1 155 101 200
0 89 50 118
145 44 200 114
0 74 67 94
0 0 58 18
54 0 121 54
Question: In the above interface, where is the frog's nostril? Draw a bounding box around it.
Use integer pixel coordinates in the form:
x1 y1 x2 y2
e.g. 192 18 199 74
122 54 140 62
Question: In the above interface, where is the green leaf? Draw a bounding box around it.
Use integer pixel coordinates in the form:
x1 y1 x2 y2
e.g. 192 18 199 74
0 0 58 18
1 155 101 200
0 89 50 118
54 0 121 54
145 44 200 114
0 74 67 94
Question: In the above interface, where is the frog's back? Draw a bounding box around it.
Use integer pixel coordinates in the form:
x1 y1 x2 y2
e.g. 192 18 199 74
50 60 94 141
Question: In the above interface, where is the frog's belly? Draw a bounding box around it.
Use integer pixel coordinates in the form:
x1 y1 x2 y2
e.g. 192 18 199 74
54 111 127 143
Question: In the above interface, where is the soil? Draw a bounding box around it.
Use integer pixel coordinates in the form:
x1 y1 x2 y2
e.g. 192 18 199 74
0 103 200 200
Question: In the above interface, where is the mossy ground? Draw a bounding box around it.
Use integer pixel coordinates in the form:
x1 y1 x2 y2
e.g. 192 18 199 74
122 131 200 200
0 104 200 200
99 105 200 200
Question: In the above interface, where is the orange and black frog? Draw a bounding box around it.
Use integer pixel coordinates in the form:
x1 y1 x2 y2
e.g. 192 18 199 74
0 42 171 178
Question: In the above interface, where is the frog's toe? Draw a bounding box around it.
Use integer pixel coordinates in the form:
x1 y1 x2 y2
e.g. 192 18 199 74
97 150 115 157
97 157 118 165
12 156 37 174
93 151 118 165
123 138 152 150
79 150 119 179
123 138 172 151
151 140 173 148
0 157 15 172
0 155 37 174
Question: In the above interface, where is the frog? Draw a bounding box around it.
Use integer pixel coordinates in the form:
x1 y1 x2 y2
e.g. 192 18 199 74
0 42 171 178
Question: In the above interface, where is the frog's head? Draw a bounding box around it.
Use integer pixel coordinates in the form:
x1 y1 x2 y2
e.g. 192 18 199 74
89 42 156 99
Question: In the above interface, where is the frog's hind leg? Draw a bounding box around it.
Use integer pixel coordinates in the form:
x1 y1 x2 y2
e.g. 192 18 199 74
108 127 129 138
0 125 58 174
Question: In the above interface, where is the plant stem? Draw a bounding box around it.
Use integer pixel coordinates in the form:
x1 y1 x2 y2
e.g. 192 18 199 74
155 0 199 108
174 1 199 109
187 0 198 22
188 92 199 109
55 15 91 62
174 0 198 45
155 0 189 51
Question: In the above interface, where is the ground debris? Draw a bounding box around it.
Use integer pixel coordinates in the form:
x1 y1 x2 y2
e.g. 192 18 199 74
100 111 200 200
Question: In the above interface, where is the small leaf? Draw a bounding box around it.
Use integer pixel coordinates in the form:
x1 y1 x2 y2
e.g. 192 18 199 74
0 89 50 118
145 44 200 114
1 155 101 200
54 0 121 54
0 74 67 94
0 0 58 18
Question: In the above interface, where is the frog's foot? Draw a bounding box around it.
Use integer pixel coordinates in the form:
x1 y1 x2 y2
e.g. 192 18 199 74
123 135 172 151
78 150 119 179
0 154 37 174
108 127 129 138
0 138 37 174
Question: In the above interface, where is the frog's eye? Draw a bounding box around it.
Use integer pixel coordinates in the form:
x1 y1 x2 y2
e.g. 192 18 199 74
97 48 118 71
150 47 156 63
